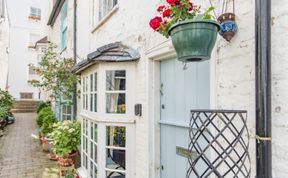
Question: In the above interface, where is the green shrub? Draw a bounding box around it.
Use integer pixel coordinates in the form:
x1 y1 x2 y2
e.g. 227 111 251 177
49 120 81 156
36 101 50 113
37 107 53 127
41 111 56 136
0 90 14 109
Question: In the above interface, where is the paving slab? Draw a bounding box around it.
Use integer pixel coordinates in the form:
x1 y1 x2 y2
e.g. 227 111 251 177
0 113 56 178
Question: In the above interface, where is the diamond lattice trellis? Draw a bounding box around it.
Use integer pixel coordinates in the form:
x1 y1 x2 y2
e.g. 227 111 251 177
187 110 251 178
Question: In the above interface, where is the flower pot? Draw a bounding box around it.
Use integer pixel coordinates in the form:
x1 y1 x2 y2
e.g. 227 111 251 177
218 13 238 42
41 137 49 152
168 19 220 62
64 150 78 164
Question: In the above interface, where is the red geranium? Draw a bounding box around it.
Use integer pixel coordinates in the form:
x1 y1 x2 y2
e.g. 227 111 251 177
163 9 171 17
166 0 180 5
157 5 166 12
149 16 163 30
188 2 193 11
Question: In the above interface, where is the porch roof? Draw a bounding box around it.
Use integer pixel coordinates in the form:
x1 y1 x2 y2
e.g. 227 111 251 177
71 42 140 74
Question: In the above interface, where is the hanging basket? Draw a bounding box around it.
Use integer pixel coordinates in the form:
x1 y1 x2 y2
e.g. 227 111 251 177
218 13 238 42
168 19 220 62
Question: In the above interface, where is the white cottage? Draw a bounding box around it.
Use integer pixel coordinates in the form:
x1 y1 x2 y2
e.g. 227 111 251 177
46 0 288 177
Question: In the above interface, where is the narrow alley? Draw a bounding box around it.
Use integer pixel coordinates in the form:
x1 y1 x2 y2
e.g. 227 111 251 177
0 113 55 178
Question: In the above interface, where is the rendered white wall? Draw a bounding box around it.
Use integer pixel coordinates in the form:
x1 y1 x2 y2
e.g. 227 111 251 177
6 0 49 99
0 1 9 90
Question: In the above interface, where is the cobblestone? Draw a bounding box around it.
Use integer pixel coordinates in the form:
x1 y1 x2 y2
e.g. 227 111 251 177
0 113 56 178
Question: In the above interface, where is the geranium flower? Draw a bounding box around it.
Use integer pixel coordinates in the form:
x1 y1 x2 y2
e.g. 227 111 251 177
163 9 171 17
149 16 163 30
157 5 166 12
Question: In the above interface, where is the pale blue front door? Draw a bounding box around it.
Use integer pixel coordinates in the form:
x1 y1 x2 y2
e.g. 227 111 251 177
160 58 210 178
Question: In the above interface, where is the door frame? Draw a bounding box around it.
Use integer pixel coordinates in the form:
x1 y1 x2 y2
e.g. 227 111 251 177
146 39 217 178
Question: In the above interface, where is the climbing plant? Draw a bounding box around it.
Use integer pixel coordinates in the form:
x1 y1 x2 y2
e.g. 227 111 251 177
28 43 79 102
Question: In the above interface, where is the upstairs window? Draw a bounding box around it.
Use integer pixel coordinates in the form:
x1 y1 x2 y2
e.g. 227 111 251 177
29 7 41 20
98 0 118 21
91 0 118 30
60 1 68 51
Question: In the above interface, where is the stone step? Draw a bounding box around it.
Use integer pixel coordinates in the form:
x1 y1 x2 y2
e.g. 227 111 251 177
12 100 42 113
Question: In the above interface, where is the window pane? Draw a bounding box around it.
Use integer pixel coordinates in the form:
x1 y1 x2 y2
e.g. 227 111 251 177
106 171 125 178
106 126 126 147
86 94 88 110
94 124 97 142
90 94 93 112
94 145 97 163
106 70 126 91
106 93 125 114
90 124 94 140
94 73 97 91
90 161 94 178
94 165 97 178
94 94 97 112
90 143 93 160
90 74 93 92
106 149 126 171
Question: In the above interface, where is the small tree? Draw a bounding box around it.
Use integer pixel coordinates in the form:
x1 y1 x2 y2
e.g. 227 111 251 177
29 43 79 104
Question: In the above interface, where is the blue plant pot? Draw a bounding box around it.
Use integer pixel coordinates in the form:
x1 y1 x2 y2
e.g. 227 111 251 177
218 13 238 42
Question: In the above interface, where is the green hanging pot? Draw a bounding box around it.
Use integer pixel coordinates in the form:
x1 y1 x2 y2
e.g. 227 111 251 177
168 19 220 62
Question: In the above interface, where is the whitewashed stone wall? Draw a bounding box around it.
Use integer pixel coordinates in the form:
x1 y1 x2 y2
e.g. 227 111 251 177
72 0 288 177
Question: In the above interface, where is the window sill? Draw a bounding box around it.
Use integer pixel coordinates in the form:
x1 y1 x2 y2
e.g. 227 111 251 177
60 46 67 54
91 5 119 33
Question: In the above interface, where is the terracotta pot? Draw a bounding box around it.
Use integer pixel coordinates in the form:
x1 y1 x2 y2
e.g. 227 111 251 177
64 150 78 164
218 13 238 42
41 137 49 152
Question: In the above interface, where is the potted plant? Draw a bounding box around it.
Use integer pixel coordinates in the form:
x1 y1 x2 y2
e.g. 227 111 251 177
218 12 237 42
149 0 220 62
49 120 81 166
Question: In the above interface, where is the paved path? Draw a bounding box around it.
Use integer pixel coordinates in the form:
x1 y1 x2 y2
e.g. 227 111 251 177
0 113 56 178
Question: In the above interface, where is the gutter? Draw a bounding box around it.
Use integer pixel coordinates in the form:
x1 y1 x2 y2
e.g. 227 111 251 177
255 0 272 177
47 0 65 26
72 0 77 120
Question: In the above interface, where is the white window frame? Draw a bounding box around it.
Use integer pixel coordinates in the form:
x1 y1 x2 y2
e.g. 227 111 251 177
80 63 136 178
29 7 41 20
90 0 119 32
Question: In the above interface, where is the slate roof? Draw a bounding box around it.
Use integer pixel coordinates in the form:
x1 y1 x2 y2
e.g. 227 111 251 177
71 42 140 74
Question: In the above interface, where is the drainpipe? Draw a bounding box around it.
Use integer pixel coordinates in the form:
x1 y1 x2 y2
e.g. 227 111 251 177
255 0 272 178
72 0 77 120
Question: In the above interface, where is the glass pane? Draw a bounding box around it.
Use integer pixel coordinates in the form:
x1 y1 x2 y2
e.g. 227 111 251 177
85 155 88 169
106 93 125 114
94 145 97 163
86 94 88 110
106 126 126 147
85 137 88 152
94 124 97 142
90 94 93 112
94 72 97 91
85 120 88 135
90 161 94 178
90 74 93 92
106 171 125 178
82 135 85 150
86 77 89 92
94 94 97 112
91 124 94 140
94 165 97 178
90 142 93 159
66 105 72 114
82 77 85 91
106 149 126 170
106 70 126 91
83 94 85 109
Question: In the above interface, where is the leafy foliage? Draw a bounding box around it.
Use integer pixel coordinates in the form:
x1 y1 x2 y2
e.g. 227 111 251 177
28 43 79 101
48 120 81 156
37 107 54 128
0 89 15 118
41 109 56 136
36 101 50 114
